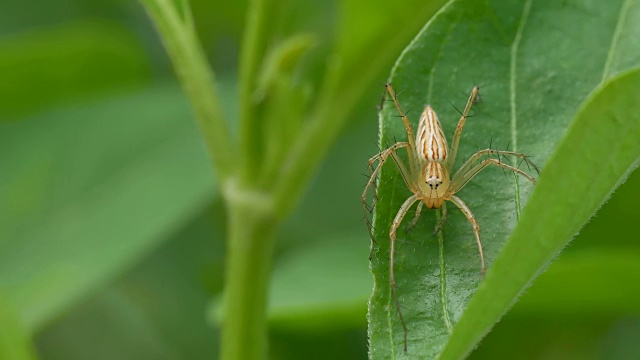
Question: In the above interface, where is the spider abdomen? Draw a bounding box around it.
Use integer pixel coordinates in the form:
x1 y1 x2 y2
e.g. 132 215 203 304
417 106 448 163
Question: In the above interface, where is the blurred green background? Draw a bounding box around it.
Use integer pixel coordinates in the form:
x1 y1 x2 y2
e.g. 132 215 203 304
1 0 639 359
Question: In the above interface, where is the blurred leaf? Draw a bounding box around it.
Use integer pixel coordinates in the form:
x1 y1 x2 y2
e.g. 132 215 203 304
369 0 640 357
564 165 640 251
36 289 181 360
0 21 152 121
470 316 623 360
36 206 224 360
0 293 37 360
267 235 371 330
207 117 379 329
270 327 368 360
282 112 379 242
336 0 447 75
208 234 370 329
600 318 640 360
189 0 246 42
0 84 214 333
513 248 640 316
0 0 81 33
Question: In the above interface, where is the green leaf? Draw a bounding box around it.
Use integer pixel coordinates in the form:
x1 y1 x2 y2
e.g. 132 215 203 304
0 293 37 360
470 316 633 360
36 207 224 360
368 0 640 357
0 21 152 120
208 235 371 330
267 236 371 330
512 248 640 316
336 0 447 80
0 85 215 332
440 68 640 360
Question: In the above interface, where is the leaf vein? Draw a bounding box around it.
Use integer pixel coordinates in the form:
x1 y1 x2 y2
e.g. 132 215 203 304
436 209 453 333
601 0 632 82
382 166 401 358
427 11 465 102
509 0 533 217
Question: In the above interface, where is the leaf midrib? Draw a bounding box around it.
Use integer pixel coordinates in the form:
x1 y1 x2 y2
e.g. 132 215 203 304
602 0 632 81
508 0 533 219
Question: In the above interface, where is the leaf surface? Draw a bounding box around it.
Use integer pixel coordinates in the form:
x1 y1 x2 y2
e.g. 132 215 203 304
0 21 151 120
0 293 37 360
368 0 640 357
0 85 214 332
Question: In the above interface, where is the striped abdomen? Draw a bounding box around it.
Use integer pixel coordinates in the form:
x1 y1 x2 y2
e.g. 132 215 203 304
416 106 448 163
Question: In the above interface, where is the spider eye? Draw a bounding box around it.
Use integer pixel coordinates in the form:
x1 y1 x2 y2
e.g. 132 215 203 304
427 179 441 189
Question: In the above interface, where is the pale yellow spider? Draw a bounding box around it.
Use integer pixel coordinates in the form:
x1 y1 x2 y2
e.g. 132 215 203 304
362 84 539 350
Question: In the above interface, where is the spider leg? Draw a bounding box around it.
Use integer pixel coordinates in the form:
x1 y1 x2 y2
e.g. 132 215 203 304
389 194 419 352
377 82 389 111
433 202 448 236
384 84 418 174
451 153 538 193
407 201 424 231
448 195 485 274
362 142 410 260
454 148 540 181
446 86 480 171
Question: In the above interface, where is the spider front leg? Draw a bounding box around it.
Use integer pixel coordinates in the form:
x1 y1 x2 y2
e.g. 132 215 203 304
384 84 419 173
406 201 423 231
453 149 539 184
451 150 538 194
448 195 485 273
433 202 447 236
446 86 480 171
389 194 419 352
361 142 410 259
406 201 447 237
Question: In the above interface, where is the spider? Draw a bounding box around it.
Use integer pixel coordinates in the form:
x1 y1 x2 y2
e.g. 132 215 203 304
362 83 539 351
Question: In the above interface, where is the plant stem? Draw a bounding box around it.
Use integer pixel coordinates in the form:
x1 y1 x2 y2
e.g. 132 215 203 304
221 184 277 360
238 0 271 183
141 0 235 182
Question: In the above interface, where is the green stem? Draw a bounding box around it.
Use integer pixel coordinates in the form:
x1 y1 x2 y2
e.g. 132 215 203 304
221 183 278 360
238 0 271 183
141 0 235 182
